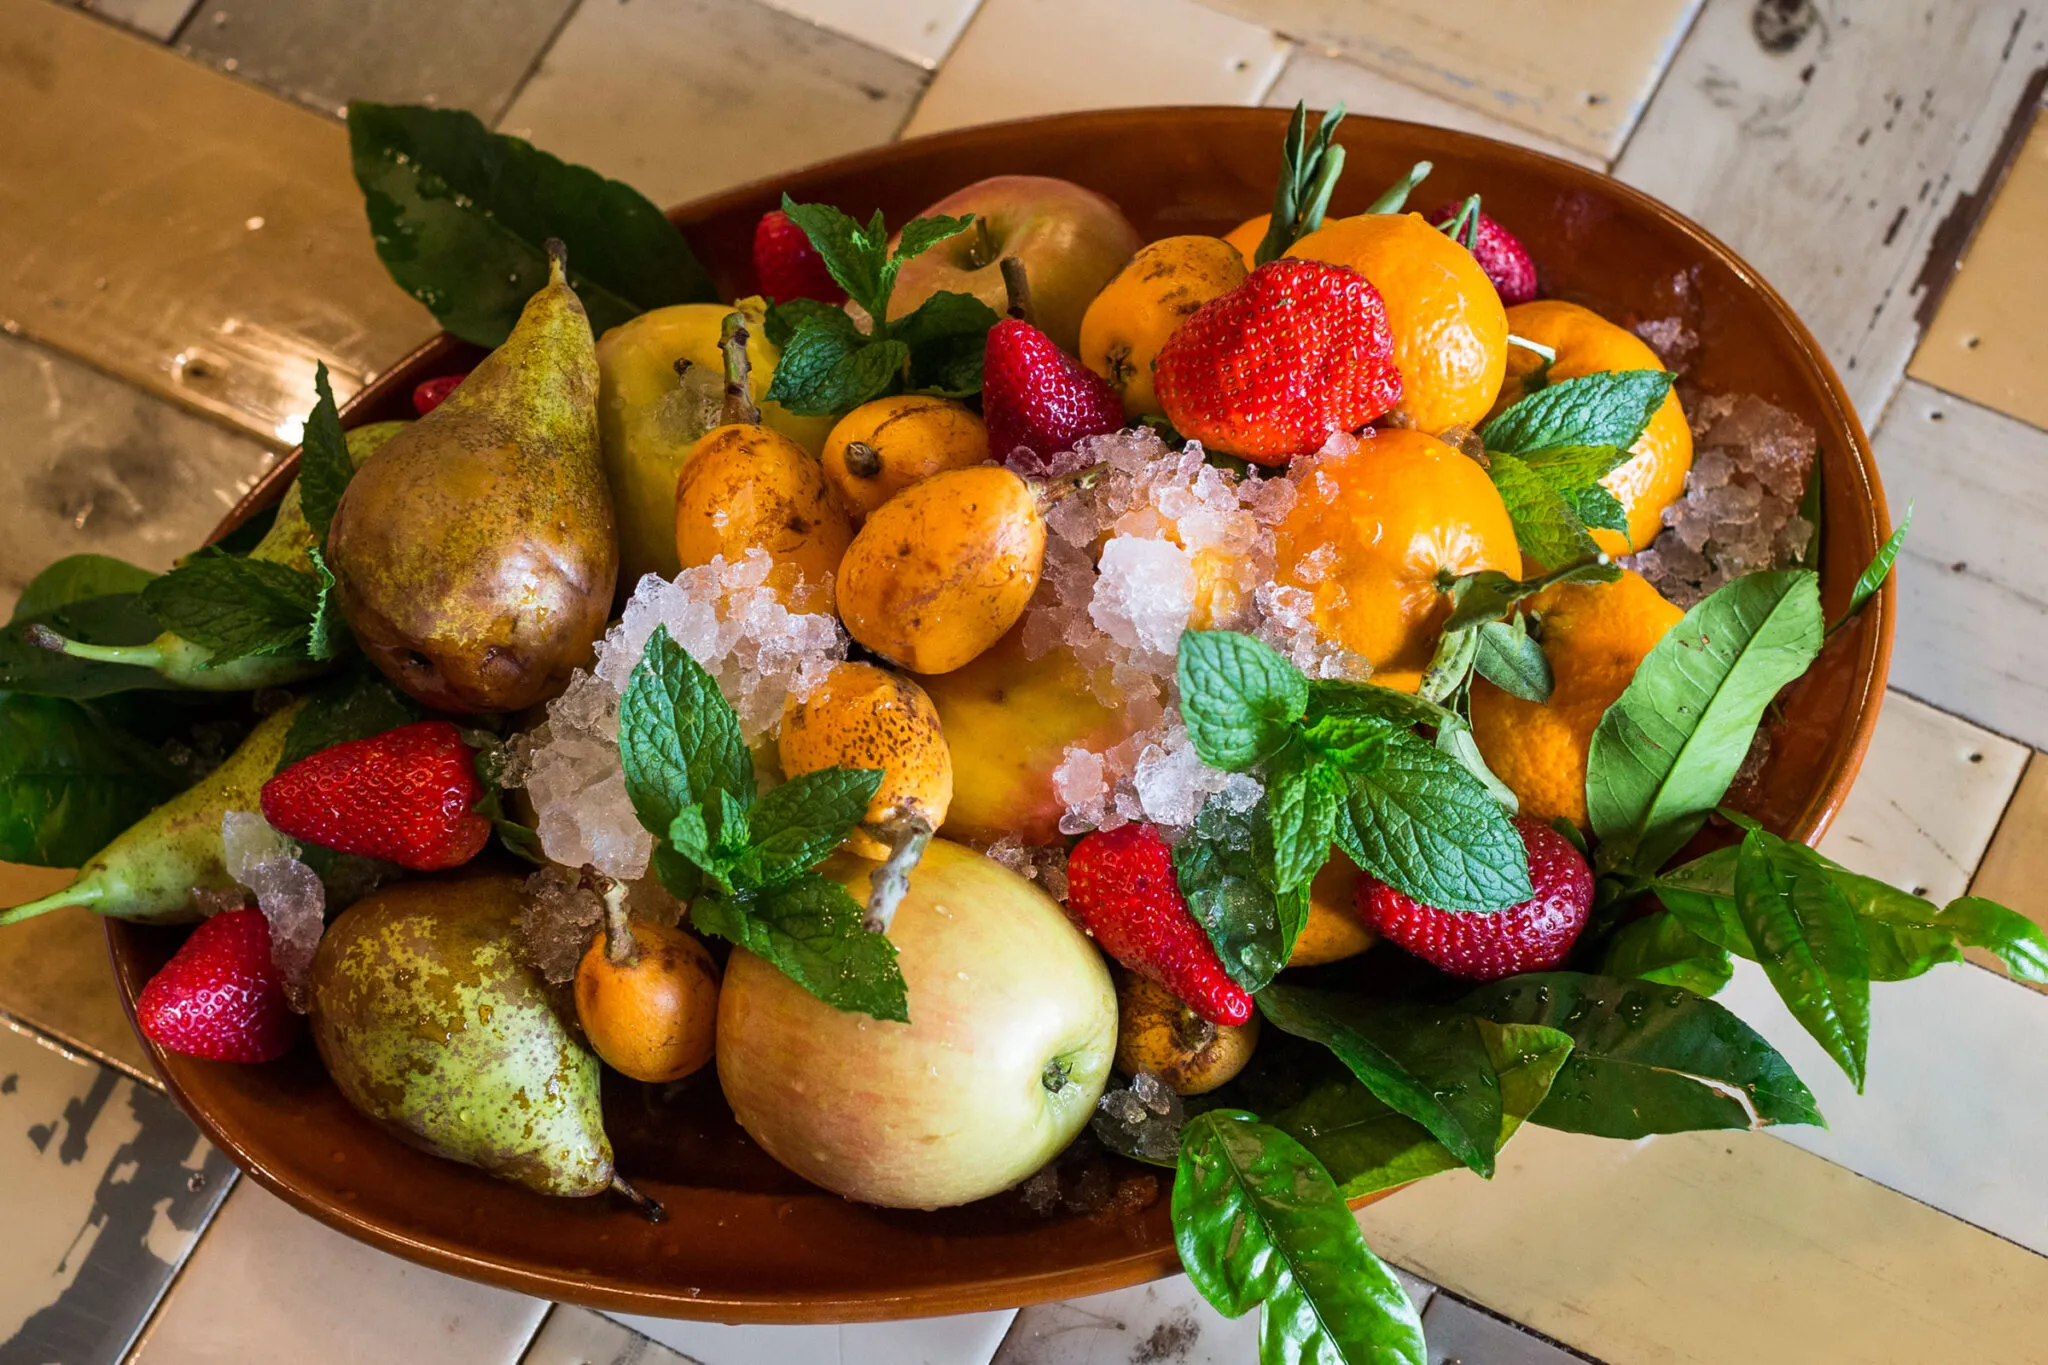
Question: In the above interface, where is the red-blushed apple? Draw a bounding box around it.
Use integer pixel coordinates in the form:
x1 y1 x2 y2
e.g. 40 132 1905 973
887 175 1141 355
715 839 1116 1210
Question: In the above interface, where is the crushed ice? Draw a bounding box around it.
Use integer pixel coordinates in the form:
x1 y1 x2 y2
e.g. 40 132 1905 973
221 810 324 1012
1092 1070 1186 1163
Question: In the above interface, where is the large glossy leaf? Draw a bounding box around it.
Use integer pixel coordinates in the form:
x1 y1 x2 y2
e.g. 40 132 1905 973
1733 829 1871 1090
10 555 155 623
348 102 715 347
0 694 186 867
1461 971 1822 1136
1602 910 1734 997
1257 984 1504 1176
1587 570 1823 877
1271 1020 1573 1198
1174 1110 1427 1365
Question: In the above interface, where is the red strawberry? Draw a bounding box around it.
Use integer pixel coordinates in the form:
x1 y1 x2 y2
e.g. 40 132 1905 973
753 209 845 305
1064 823 1252 1026
412 373 466 415
1152 259 1401 467
1427 201 1537 306
982 318 1125 472
137 909 299 1062
261 721 490 872
1357 817 1591 981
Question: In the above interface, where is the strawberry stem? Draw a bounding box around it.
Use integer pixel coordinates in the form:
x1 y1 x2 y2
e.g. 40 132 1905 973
1255 100 1349 265
1365 160 1433 215
1000 256 1034 325
718 312 760 427
863 813 933 934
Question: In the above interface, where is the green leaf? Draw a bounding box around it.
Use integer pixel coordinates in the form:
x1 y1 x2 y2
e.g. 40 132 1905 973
1296 712 1393 769
1176 793 1298 993
278 667 421 771
1434 719 1520 815
1333 731 1532 913
1257 984 1506 1177
1253 102 1351 266
1487 449 1601 568
140 552 327 665
1304 679 1459 732
1174 1109 1427 1365
886 213 975 297
0 595 167 699
1939 896 2048 984
1587 570 1823 877
1734 828 1871 1089
893 289 1000 397
762 297 852 349
1462 971 1823 1136
1177 630 1309 771
11 555 155 624
732 766 884 889
347 101 714 346
761 319 907 418
305 547 345 661
777 200 890 316
1473 620 1552 701
1834 504 1911 632
297 364 354 546
617 625 752 839
1266 746 1343 895
1572 479 1632 537
1480 370 1674 458
1647 844 1752 953
693 877 909 1022
1440 561 1621 632
1601 911 1734 996
1270 1020 1573 1198
667 804 716 875
0 693 187 867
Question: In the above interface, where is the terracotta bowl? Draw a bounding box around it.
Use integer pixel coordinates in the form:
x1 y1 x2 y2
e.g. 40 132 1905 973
105 107 1893 1323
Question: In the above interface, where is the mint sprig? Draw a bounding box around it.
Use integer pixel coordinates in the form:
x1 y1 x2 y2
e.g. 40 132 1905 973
761 198 1000 417
1479 370 1673 565
139 547 345 667
298 362 354 545
619 626 906 1021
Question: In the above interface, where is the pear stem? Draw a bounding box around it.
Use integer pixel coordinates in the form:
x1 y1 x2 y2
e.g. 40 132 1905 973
718 312 761 427
610 1172 668 1223
543 236 569 285
1000 257 1034 326
862 813 933 935
25 625 165 670
0 882 97 927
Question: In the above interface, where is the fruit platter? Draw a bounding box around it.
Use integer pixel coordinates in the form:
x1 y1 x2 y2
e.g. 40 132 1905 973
3 103 2039 1351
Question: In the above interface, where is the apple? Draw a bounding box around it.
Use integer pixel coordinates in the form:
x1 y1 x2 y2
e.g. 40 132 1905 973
887 175 1141 355
716 839 1116 1210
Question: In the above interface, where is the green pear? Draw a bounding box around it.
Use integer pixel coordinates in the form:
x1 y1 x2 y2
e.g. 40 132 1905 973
309 875 615 1198
328 243 616 712
0 699 304 926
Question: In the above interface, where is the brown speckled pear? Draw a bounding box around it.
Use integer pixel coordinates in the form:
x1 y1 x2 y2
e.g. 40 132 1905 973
329 243 615 712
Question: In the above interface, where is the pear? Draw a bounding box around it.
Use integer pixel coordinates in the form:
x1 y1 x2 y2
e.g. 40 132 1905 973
309 875 618 1199
24 423 409 692
0 699 304 926
329 242 616 713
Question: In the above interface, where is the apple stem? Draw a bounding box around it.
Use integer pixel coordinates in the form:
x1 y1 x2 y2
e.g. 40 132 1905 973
611 1172 668 1223
862 812 933 935
967 215 996 270
718 311 761 427
1000 256 1034 327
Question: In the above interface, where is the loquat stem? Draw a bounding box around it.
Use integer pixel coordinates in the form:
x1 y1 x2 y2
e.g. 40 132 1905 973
718 312 761 427
585 865 637 968
842 440 883 478
862 813 933 935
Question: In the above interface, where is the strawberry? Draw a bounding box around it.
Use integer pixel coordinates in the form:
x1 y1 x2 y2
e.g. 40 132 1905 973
982 319 1126 472
1064 823 1252 1026
753 208 845 305
1357 817 1591 981
137 909 299 1062
1427 201 1537 306
412 372 466 415
260 721 490 872
1152 259 1401 466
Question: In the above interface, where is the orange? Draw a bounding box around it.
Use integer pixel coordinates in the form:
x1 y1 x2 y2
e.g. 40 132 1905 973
1275 428 1519 691
1469 568 1684 827
1287 212 1508 434
1224 214 1268 268
1497 300 1693 555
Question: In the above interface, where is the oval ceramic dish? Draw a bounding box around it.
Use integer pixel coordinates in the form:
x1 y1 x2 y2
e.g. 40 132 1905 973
106 107 1893 1323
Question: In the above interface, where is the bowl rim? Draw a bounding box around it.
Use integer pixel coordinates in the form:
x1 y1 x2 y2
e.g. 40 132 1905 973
111 104 1894 1322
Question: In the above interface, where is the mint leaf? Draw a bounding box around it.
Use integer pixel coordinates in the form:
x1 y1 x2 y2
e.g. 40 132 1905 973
1266 744 1342 895
1734 827 1871 1090
305 546 345 661
1472 619 1551 701
778 200 890 316
1177 630 1309 770
140 551 327 665
1334 730 1531 912
667 805 715 875
732 766 882 889
299 363 353 545
1488 448 1601 567
762 317 903 418
1833 503 1911 632
885 214 974 298
1435 718 1520 814
1270 1019 1572 1199
0 693 186 867
1462 971 1823 1135
1296 711 1392 768
1588 569 1823 877
1601 910 1733 996
11 555 155 623
762 297 850 348
1174 1109 1427 1365
1175 792 1302 993
1441 561 1621 632
894 289 1000 396
693 877 909 1023
1480 370 1673 458
617 625 752 838
1257 984 1506 1176
348 102 715 347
